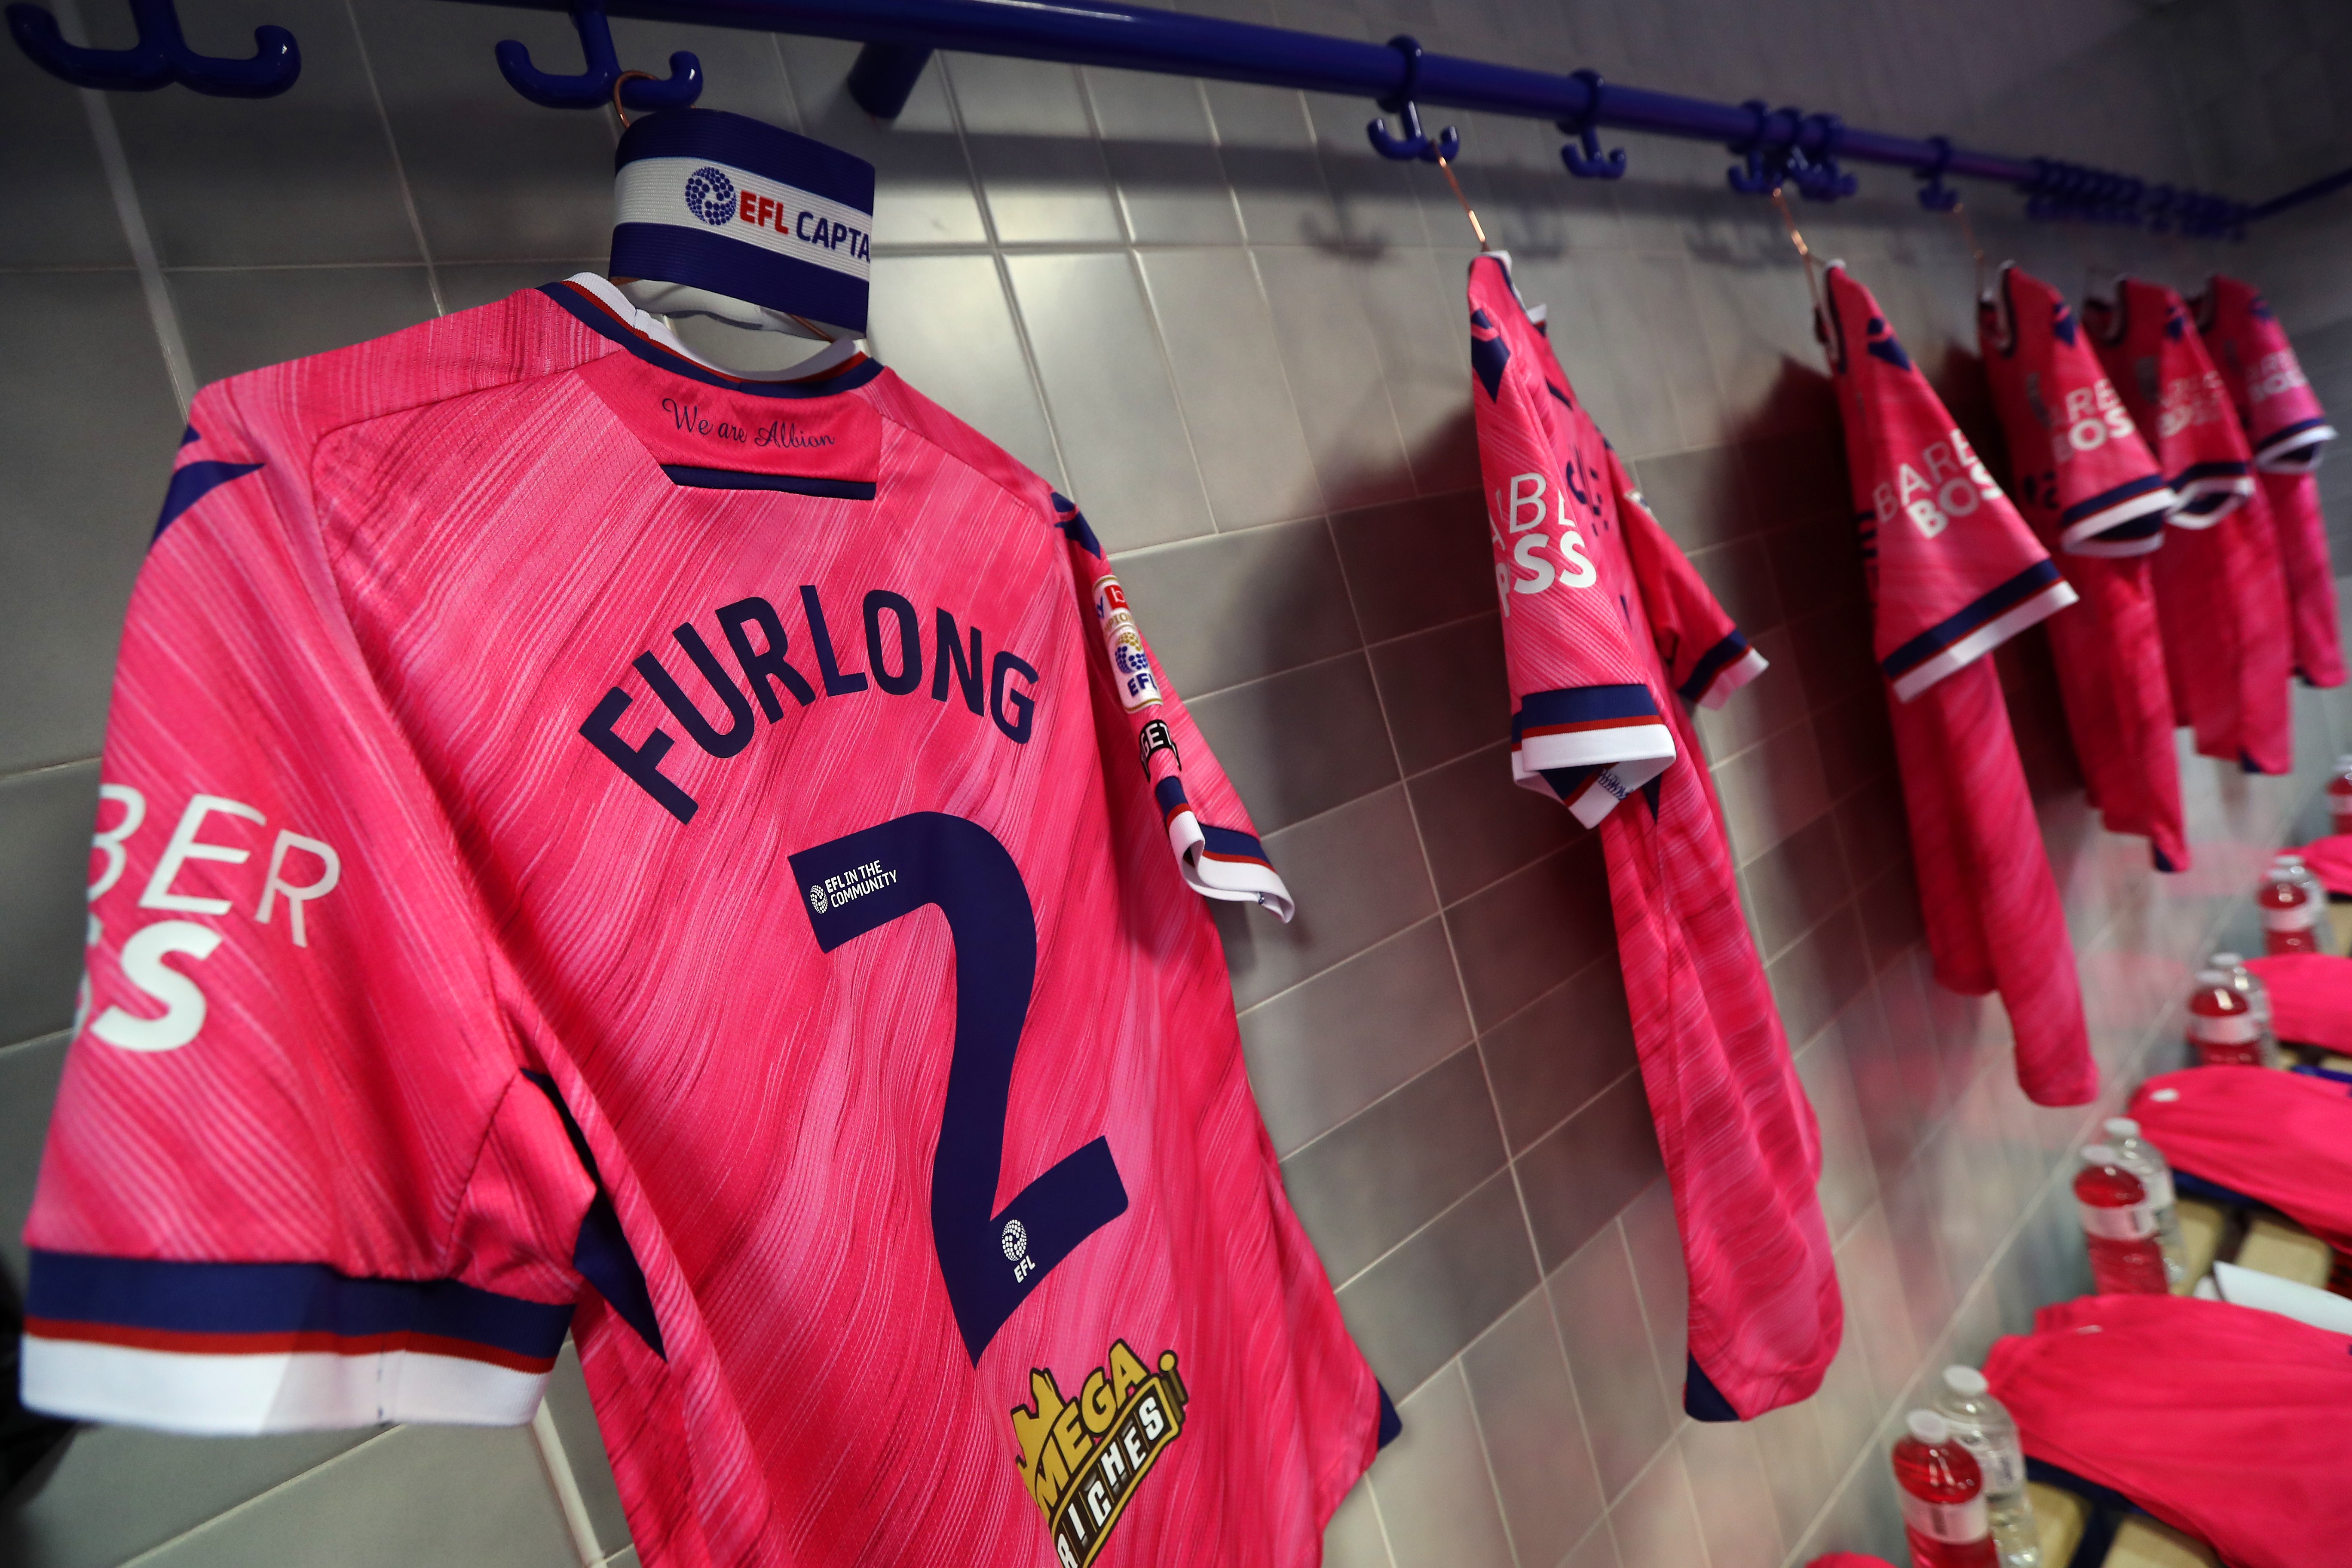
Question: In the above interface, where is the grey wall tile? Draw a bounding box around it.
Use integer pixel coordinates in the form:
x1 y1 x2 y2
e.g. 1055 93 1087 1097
1765 903 1874 1048
1369 615 1513 777
1747 1394 1841 1553
1629 442 1758 554
1186 653 1397 833
0 1031 67 1292
0 45 133 266
1713 715 1833 866
1349 248 1481 496
0 762 99 1050
436 258 605 313
1742 812 1852 961
545 1341 630 1557
1443 838 1615 1030
171 264 440 385
1239 917 1472 1157
1199 81 1336 247
1477 956 1639 1156
0 273 184 773
867 253 1063 487
131 1425 578 1568
1547 1224 1675 1501
1792 1027 1881 1243
1369 1363 1517 1568
1608 1447 1712 1568
1256 246 1415 512
1330 491 1493 645
1562 1519 1624 1568
944 55 1124 245
1459 1287 1607 1568
1408 742 1582 906
1216 784 1437 1010
1136 247 1324 529
1325 1477 1395 1568
352 0 618 263
1678 1420 1785 1568
112 0 419 268
779 39 987 247
1281 1045 1505 1283
1515 1071 1666 1271
1081 70 1244 245
1335 1168 1538 1396
1617 1175 1693 1403
0 1421 378 1568
1110 518 1360 696
1003 251 1213 551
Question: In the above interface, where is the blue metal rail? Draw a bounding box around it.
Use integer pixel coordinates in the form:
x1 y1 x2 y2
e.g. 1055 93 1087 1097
14 0 2348 232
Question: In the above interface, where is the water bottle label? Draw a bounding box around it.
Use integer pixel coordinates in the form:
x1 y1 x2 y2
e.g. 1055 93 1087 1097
2189 1013 2258 1044
2262 904 2317 932
2146 1169 2176 1210
2079 1197 2157 1240
1900 1492 1989 1544
1953 1433 2024 1495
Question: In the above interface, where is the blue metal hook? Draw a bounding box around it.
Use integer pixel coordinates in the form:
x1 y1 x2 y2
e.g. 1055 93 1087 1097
6 0 297 95
1365 35 1458 163
1788 113 1856 201
1725 101 1794 193
1915 135 1960 211
495 0 700 112
1556 69 1625 179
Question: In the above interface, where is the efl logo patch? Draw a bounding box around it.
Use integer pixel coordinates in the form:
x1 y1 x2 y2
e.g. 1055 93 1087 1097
684 166 736 226
1012 1339 1188 1568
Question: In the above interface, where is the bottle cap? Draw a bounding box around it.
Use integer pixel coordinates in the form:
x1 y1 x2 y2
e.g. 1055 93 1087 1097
2276 853 2306 867
1941 1365 1989 1396
2211 951 2243 968
1906 1410 1951 1444
2080 1142 2119 1165
2194 969 2231 988
2104 1117 2140 1139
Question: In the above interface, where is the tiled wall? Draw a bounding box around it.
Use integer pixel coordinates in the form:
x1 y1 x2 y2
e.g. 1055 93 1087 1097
4 0 2347 1565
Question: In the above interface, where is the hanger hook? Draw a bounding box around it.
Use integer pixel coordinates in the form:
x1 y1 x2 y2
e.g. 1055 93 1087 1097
7 0 298 95
1365 34 1458 163
495 0 701 113
1915 135 1961 211
1556 69 1625 179
1789 112 1856 202
1726 100 1793 194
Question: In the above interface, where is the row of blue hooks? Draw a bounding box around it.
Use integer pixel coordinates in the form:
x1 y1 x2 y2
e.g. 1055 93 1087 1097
0 0 2271 239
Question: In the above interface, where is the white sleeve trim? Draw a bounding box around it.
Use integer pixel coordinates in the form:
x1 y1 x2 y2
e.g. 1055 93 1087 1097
1697 647 1770 709
1890 578 2079 703
2253 423 2335 473
21 1335 551 1435
1510 735 1676 827
2058 486 2176 557
1165 809 1293 923
2165 476 2254 529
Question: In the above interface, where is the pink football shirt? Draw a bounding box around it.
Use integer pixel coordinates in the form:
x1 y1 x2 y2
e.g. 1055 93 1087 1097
2194 275 2346 688
1988 1293 2352 1568
2242 954 2352 1052
23 275 1380 1568
2086 279 2295 774
1470 256 1840 1422
1823 265 2095 1108
2128 1066 2352 1251
1978 264 2188 871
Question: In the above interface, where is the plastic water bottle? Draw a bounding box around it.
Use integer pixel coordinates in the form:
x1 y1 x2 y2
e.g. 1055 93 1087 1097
2074 1145 2170 1295
2330 756 2352 836
2276 851 2329 912
2187 968 2264 1066
1932 1368 2040 1568
2103 1117 2186 1287
1892 1410 1998 1568
2205 952 2282 1067
2257 868 2320 956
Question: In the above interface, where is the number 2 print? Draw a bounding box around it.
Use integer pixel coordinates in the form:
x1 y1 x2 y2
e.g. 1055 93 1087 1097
789 812 1128 1363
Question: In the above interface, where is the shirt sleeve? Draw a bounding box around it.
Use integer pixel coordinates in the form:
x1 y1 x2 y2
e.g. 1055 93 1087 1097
21 389 594 1436
1468 258 1675 826
1056 496 1292 922
1608 450 1769 708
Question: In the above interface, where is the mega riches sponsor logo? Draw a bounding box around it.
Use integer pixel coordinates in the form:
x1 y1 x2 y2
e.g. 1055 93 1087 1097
1011 1339 1188 1568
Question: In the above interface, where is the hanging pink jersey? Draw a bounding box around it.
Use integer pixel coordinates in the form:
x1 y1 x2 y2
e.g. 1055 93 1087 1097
1986 1293 2352 1568
2086 279 2295 773
2243 954 2352 1052
1822 265 2094 1108
21 276 1382 1568
2128 1066 2352 1251
1978 265 2188 871
1468 255 1839 1421
2194 275 2346 688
